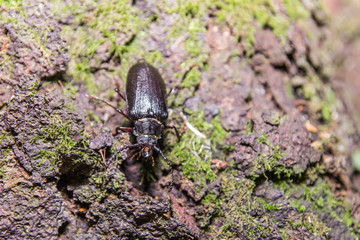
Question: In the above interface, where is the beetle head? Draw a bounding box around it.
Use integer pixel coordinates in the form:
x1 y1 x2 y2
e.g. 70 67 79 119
137 135 157 158
141 146 153 158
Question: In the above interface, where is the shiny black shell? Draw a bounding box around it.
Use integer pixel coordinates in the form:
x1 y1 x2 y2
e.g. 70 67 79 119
126 62 168 121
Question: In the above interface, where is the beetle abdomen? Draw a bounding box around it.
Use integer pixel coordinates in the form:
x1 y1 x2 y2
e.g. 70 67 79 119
126 62 168 121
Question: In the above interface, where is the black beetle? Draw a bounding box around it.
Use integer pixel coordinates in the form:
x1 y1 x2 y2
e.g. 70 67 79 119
88 61 177 191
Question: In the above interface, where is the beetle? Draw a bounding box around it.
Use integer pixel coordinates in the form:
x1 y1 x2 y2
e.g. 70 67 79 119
88 60 177 191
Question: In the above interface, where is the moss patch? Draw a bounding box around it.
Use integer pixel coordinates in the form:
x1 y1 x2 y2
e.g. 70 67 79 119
277 177 360 238
31 114 99 169
49 0 140 93
250 131 294 180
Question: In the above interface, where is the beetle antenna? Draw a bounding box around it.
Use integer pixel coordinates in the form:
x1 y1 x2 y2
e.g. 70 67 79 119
108 143 143 167
115 88 126 101
86 94 130 120
153 146 173 192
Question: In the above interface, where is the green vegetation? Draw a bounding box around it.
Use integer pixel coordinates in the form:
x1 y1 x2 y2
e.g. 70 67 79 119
277 178 360 238
0 0 23 21
48 0 307 97
284 0 311 21
14 0 354 238
0 1 22 81
0 0 69 83
31 115 100 169
0 148 10 178
250 131 293 179
164 0 209 76
204 173 335 239
205 174 297 239
296 73 337 123
50 0 140 93
166 0 293 55
167 110 229 188
209 0 289 50
207 175 255 238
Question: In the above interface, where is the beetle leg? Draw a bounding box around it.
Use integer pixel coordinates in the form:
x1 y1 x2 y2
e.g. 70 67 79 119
116 126 133 135
165 124 185 141
166 88 175 98
153 146 173 192
115 88 126 101
87 95 130 120
151 155 155 166
130 151 141 161
107 143 143 167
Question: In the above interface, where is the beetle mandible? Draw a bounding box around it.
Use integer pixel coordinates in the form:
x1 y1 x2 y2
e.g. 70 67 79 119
89 61 177 191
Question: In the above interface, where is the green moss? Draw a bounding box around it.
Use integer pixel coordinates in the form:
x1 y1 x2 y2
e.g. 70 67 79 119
352 149 360 171
179 68 201 88
210 115 231 150
165 0 293 60
88 170 127 200
116 39 166 82
24 79 39 97
0 148 10 178
284 0 311 21
257 131 270 146
1 0 22 7
290 200 306 213
140 160 157 185
0 130 11 145
250 131 293 179
321 103 331 122
164 0 209 86
267 110 283 126
167 110 229 188
303 212 331 236
207 176 256 238
207 173 303 239
0 53 14 80
0 0 23 24
50 0 140 93
199 189 220 225
302 180 340 211
48 0 304 109
243 120 255 135
87 110 101 124
31 115 99 168
109 171 126 191
1 0 54 81
285 77 295 100
277 178 360 238
321 86 336 122
294 72 338 123
258 198 283 210
208 0 289 52
6 5 55 56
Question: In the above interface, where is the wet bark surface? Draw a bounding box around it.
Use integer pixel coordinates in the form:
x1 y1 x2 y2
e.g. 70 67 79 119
1 0 360 239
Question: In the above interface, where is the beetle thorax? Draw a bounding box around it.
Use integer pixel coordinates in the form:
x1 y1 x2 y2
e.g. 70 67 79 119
133 118 164 138
136 134 157 145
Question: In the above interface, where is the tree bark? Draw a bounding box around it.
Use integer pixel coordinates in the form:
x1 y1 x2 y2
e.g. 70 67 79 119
0 0 359 239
